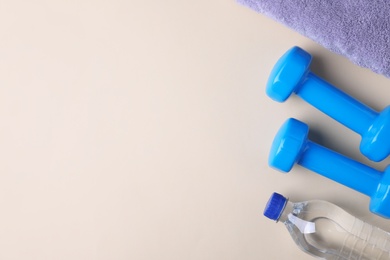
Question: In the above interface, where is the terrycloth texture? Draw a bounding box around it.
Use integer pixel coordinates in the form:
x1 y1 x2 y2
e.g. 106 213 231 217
238 0 390 77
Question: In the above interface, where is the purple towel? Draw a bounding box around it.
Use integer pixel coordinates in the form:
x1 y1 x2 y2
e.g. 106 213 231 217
238 0 390 77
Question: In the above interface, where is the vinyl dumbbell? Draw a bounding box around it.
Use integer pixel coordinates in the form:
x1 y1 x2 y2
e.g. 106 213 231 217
269 118 390 218
266 46 390 162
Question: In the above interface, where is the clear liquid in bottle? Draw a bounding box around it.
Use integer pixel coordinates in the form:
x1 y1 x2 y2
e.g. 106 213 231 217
264 192 390 259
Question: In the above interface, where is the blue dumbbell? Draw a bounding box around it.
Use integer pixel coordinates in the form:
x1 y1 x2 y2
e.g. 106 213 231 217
266 46 390 162
269 118 390 218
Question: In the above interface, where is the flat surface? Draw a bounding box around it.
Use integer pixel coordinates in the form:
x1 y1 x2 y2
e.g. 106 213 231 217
0 1 390 259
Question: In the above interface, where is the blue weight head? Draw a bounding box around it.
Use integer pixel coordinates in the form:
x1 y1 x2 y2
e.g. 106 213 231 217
361 106 390 162
369 165 390 218
266 46 312 102
269 118 309 172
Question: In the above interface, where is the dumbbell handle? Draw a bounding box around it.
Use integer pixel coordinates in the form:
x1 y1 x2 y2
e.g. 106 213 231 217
298 73 378 134
299 140 381 196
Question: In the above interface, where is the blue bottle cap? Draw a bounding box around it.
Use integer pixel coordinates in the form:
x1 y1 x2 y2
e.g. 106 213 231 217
264 192 287 221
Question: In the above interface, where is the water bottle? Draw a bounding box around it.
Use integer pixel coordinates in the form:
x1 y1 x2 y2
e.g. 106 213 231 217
264 192 390 259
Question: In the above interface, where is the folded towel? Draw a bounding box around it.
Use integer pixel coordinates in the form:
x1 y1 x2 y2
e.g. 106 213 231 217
238 0 390 77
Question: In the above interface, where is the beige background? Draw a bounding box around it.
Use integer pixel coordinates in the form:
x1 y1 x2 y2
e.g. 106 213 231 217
0 0 390 259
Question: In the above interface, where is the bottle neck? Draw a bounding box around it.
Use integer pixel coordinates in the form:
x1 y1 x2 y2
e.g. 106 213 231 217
278 200 294 223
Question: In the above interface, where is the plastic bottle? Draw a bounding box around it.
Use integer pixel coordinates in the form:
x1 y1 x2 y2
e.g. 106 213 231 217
264 192 390 259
